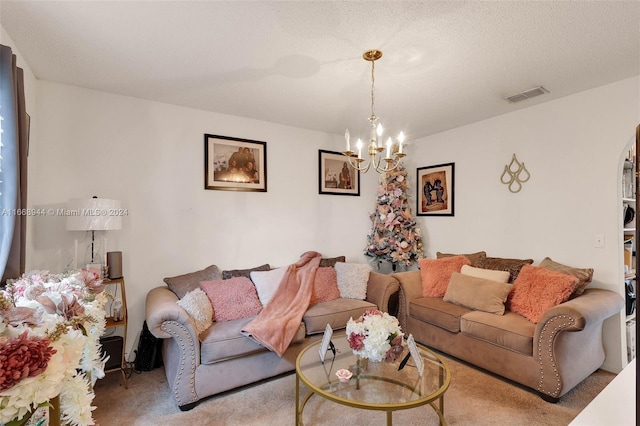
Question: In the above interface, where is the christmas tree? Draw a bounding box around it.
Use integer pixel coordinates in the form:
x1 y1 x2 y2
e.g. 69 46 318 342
364 164 425 268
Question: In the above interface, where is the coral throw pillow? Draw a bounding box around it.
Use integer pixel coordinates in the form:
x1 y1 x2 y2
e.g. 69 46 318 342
310 267 341 305
508 265 579 323
419 256 471 297
200 277 262 322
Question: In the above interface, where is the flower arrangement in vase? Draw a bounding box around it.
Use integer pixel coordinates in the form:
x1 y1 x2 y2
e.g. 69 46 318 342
0 269 109 426
346 309 403 362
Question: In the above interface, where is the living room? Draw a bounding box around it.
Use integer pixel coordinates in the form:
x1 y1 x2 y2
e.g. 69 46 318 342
1 1 638 424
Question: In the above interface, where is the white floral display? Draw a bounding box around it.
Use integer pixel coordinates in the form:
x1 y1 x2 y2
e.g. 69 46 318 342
346 309 403 362
0 270 108 426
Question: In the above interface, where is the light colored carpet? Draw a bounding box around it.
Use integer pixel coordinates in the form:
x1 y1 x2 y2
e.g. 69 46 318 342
92 353 614 426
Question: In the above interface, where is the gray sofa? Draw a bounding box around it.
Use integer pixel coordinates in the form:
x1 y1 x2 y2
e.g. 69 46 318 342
145 270 399 410
394 269 624 401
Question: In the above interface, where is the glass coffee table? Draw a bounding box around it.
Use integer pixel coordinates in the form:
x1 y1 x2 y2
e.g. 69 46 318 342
295 334 450 425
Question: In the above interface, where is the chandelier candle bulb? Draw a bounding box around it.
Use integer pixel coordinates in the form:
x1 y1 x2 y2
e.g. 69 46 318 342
345 129 350 152
386 137 392 159
398 132 405 154
357 139 363 159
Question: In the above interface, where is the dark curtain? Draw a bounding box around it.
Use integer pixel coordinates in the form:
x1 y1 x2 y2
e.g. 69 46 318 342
0 44 28 283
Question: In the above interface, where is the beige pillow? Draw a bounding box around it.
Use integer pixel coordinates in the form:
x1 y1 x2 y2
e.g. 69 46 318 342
460 265 510 283
176 288 213 335
538 257 594 296
443 272 512 315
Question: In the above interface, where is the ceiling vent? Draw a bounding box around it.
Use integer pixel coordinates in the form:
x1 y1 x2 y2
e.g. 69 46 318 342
505 86 549 103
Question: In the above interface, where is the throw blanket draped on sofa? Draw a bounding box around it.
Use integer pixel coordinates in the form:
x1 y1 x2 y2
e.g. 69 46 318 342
241 251 321 356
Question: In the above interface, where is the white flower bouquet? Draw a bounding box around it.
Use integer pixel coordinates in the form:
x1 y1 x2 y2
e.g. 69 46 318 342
346 309 403 362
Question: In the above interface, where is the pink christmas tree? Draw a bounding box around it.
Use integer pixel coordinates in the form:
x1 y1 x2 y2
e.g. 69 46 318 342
364 164 425 269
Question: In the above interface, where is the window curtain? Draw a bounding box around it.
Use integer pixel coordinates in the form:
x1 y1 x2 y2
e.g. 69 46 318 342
0 44 28 283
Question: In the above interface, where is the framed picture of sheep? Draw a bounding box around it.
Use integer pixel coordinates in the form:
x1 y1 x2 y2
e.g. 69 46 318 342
417 162 454 216
205 134 267 192
318 150 360 196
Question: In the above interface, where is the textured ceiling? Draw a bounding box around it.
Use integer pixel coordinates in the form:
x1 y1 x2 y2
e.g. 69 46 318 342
1 1 639 143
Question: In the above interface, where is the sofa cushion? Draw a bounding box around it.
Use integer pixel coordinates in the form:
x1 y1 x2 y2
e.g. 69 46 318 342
460 265 510 283
335 262 371 300
538 257 594 296
303 298 376 334
163 264 222 299
409 297 471 333
176 288 213 335
436 251 487 266
310 267 341 305
319 256 346 267
508 265 579 323
200 277 263 321
473 256 534 283
222 263 271 280
419 256 471 297
443 272 512 315
460 310 535 355
250 267 287 306
199 316 306 364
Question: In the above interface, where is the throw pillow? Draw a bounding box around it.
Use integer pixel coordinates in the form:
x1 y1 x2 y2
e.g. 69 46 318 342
474 256 534 283
176 288 213 335
222 263 271 280
460 265 510 283
419 256 471 297
508 265 579 323
334 262 371 300
443 272 512 315
250 267 287 306
164 265 222 299
310 267 341 305
538 257 594 296
200 277 263 322
319 256 346 267
436 251 487 266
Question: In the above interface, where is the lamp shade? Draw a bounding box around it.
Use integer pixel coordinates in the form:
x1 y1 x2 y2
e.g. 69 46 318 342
66 198 122 231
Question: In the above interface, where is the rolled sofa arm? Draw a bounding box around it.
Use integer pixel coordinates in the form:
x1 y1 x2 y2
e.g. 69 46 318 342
534 288 624 399
366 271 400 313
391 270 422 330
146 286 195 338
145 286 201 409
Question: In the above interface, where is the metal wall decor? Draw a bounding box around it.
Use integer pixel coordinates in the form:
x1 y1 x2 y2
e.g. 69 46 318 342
500 154 530 193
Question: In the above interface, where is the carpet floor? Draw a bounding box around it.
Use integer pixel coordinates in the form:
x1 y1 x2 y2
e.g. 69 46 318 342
92 352 614 426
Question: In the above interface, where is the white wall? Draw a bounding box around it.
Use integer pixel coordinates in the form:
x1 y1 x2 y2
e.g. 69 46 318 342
410 76 640 372
28 81 380 358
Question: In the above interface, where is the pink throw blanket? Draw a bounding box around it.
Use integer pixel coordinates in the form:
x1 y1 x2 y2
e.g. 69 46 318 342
241 251 321 356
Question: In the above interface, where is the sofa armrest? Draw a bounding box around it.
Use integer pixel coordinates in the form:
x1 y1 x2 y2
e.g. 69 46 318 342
391 270 422 330
366 271 400 313
534 288 624 399
146 286 196 339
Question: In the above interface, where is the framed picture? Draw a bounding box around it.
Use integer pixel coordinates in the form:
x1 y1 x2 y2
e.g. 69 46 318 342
417 162 454 216
204 134 267 192
318 150 360 196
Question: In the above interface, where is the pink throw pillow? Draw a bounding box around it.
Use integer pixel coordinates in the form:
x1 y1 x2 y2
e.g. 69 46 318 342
310 267 340 305
508 265 579 323
419 256 471 297
200 277 262 322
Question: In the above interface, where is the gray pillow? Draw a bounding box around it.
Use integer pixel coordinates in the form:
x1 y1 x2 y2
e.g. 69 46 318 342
164 265 222 299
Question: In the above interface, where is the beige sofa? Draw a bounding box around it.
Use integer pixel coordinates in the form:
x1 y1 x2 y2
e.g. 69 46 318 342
145 267 399 410
394 269 624 401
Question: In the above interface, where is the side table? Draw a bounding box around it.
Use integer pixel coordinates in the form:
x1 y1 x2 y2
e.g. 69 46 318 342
102 277 128 388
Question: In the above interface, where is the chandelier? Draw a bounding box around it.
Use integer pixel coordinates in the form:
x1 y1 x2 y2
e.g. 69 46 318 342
343 49 406 174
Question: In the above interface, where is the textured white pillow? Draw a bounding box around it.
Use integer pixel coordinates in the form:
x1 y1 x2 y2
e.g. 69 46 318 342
176 288 213 335
250 267 287 306
335 262 371 300
460 265 510 283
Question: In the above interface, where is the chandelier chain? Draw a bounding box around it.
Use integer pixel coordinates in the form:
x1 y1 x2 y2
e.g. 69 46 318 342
370 58 376 119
